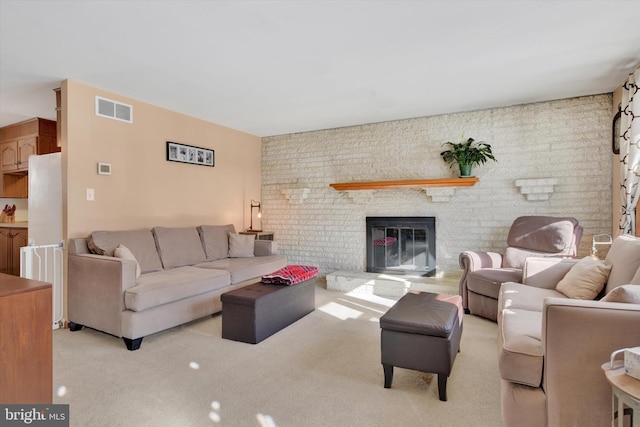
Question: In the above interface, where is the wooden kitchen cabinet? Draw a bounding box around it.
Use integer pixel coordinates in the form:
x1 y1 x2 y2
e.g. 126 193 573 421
2 136 44 172
0 274 53 404
1 140 19 171
0 227 28 276
0 118 58 198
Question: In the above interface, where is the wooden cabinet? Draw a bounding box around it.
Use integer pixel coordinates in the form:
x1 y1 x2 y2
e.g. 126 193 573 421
0 137 37 172
0 227 28 276
0 274 52 404
1 140 19 171
0 118 58 198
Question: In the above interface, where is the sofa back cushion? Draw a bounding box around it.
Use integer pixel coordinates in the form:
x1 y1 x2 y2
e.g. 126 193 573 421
87 229 163 273
197 224 236 261
153 227 207 269
604 235 640 293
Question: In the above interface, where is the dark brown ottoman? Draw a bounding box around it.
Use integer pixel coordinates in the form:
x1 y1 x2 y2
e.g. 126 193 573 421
221 278 316 344
380 292 463 401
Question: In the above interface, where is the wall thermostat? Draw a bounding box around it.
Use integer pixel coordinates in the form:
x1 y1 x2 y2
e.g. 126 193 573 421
98 162 111 175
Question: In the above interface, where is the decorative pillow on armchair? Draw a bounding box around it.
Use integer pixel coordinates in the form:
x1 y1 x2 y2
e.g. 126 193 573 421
601 285 640 304
556 256 612 300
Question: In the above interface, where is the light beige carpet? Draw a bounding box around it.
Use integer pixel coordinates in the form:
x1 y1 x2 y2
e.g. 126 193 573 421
53 282 502 427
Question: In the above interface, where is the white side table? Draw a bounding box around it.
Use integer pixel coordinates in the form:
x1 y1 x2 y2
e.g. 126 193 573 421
240 231 274 241
603 362 640 427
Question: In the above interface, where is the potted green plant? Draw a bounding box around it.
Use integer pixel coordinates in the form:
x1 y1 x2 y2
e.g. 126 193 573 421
440 137 496 177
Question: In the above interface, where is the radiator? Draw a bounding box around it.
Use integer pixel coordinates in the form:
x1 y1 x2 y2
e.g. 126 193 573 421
20 242 65 330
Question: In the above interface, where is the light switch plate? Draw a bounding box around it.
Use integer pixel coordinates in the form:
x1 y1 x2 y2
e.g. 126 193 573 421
86 188 95 201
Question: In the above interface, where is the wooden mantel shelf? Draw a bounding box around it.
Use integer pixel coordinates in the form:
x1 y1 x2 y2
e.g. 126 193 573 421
329 177 479 191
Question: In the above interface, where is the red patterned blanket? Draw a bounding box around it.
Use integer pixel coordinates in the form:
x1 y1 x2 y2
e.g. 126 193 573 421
261 265 319 286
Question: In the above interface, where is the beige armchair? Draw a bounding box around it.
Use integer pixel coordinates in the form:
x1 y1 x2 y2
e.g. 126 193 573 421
498 234 640 426
459 216 583 321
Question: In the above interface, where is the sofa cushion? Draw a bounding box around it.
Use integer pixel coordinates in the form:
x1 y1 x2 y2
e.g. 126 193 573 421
467 268 522 299
125 266 230 312
601 284 640 304
87 229 163 273
114 244 141 279
153 227 207 269
198 224 235 261
556 256 612 300
500 282 565 312
228 233 255 258
604 235 640 293
196 255 287 285
499 309 543 387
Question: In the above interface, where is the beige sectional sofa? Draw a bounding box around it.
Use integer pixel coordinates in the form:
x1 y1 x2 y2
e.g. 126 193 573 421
68 225 287 350
497 234 640 426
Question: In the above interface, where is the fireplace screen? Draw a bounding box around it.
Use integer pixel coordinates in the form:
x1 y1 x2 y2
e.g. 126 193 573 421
366 217 436 276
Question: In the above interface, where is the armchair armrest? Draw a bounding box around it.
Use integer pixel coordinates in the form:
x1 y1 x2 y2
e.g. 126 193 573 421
254 240 278 256
458 251 503 309
541 298 640 426
459 250 504 272
68 253 138 337
521 257 578 289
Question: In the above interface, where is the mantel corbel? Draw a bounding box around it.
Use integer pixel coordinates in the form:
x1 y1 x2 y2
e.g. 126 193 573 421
424 187 456 202
515 178 558 201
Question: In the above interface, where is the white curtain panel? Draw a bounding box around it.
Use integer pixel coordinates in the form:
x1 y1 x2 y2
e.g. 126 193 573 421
619 66 640 235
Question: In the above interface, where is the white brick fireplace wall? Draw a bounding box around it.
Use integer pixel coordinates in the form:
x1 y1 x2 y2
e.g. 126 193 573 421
261 94 613 278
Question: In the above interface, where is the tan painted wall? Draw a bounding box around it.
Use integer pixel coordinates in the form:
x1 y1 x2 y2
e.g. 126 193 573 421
62 80 262 239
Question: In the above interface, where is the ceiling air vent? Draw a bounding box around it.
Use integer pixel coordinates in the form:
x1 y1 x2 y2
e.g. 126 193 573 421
95 96 133 123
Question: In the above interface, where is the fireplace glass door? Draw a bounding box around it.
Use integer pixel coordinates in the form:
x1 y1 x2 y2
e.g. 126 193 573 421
366 217 435 276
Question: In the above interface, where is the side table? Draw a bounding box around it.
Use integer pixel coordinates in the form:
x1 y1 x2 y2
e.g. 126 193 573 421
602 361 640 427
240 231 274 241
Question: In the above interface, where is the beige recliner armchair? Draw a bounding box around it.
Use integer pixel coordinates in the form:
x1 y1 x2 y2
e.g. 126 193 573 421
459 216 583 321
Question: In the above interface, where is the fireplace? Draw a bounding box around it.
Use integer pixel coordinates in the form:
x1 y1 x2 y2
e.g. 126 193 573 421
366 216 436 277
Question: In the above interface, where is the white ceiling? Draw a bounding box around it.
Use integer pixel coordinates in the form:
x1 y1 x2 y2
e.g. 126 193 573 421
1 1 639 137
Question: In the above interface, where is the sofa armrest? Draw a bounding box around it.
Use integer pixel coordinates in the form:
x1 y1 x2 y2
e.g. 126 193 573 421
521 257 578 289
458 250 503 309
254 240 278 256
541 297 640 426
68 253 138 337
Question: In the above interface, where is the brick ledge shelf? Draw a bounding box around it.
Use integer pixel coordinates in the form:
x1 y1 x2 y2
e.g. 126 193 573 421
329 177 479 191
330 178 479 202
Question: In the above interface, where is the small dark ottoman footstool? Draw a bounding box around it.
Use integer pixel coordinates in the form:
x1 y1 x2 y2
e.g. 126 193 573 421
221 278 316 344
380 291 463 401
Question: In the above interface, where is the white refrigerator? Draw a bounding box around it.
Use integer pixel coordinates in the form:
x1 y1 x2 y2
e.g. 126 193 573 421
27 152 63 328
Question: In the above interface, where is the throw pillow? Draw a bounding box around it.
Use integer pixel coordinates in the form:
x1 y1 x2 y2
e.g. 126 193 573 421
556 256 612 300
114 244 142 279
601 285 640 304
228 233 255 258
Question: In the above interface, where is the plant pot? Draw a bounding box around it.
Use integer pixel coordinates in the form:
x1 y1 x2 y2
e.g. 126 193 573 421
459 164 473 177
